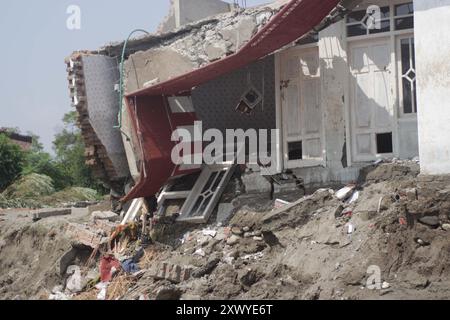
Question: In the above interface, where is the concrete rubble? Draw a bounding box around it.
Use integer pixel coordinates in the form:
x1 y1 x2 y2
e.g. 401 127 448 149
1 160 450 300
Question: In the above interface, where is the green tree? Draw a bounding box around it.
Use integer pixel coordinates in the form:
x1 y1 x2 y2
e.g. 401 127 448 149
53 111 103 191
0 134 25 191
22 134 68 190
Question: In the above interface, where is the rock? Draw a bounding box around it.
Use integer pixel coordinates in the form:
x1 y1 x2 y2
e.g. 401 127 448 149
418 216 440 227
239 269 261 287
231 227 243 236
334 205 344 218
227 235 241 246
92 211 120 222
244 232 253 238
415 238 430 246
192 257 221 278
205 42 228 61
243 226 251 232
155 285 182 300
253 236 263 242
442 223 450 231
381 281 390 289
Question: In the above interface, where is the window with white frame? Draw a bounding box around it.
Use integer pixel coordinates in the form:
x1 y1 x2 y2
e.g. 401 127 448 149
399 37 417 114
346 2 414 38
394 2 414 30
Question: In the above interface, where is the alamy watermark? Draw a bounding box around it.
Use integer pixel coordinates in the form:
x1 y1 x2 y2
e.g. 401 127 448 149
66 5 81 30
171 121 279 174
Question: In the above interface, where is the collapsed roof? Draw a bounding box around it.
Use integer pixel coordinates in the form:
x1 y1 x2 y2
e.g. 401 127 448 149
66 0 362 200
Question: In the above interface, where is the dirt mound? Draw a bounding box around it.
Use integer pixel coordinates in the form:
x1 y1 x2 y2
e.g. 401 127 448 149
0 221 72 299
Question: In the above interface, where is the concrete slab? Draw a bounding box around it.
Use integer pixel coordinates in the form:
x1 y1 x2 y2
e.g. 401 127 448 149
92 211 120 222
216 203 235 225
31 208 72 221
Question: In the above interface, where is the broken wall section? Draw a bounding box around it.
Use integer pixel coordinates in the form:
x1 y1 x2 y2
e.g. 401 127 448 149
159 0 236 33
123 5 278 94
66 54 129 190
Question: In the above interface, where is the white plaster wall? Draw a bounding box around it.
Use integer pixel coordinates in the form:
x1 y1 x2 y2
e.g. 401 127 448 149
319 20 348 172
414 0 450 174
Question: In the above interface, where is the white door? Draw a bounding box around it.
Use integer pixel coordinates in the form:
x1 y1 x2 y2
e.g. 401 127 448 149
280 47 323 169
349 38 394 162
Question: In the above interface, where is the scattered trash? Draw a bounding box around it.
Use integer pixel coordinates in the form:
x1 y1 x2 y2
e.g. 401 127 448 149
346 191 359 204
66 265 84 293
49 286 71 300
381 281 391 289
181 232 192 244
95 282 108 300
347 223 354 234
373 159 383 165
241 252 264 261
274 199 291 209
194 248 206 257
336 186 355 201
202 228 217 238
100 255 121 283
121 259 140 274
399 217 407 226
377 197 383 213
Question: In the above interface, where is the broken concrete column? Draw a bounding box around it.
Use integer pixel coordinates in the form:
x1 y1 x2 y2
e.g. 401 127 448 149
31 208 72 221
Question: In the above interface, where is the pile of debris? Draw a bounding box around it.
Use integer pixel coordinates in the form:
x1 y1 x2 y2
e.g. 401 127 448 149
1 160 450 300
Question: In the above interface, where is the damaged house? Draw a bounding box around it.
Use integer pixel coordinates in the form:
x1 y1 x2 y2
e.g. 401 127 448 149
66 0 450 223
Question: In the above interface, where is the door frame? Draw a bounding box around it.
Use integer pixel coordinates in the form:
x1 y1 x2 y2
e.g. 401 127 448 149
344 0 416 166
276 45 326 170
347 36 398 163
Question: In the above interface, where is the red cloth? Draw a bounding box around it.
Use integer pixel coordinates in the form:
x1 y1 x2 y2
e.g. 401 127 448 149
100 255 121 282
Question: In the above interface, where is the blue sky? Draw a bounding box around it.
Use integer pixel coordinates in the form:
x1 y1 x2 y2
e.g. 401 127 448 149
0 0 269 152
